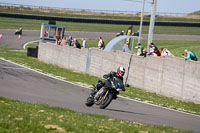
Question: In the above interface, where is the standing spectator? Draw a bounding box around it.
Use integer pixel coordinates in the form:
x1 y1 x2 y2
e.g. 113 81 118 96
98 37 105 50
182 49 197 61
82 38 87 48
68 36 73 46
135 42 144 56
160 48 174 57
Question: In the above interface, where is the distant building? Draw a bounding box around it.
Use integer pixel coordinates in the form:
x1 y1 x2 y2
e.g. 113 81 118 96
40 23 65 42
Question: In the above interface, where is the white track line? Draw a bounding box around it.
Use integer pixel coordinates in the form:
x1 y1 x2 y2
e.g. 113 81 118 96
23 40 40 50
0 58 200 118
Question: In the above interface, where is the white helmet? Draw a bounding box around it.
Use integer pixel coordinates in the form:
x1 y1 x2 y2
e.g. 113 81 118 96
117 67 125 77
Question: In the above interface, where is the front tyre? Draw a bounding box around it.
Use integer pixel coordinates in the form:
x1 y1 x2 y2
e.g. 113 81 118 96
99 93 113 109
85 96 94 107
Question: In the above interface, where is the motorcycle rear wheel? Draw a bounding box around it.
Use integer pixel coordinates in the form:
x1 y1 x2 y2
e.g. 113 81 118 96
99 93 113 109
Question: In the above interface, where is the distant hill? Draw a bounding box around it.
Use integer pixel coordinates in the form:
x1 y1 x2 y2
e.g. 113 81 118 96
189 10 200 15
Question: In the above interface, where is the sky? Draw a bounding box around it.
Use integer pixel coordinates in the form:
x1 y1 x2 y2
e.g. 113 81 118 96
0 0 200 14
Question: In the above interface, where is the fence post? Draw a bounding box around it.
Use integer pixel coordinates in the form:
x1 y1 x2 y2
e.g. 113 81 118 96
125 54 133 86
85 48 91 73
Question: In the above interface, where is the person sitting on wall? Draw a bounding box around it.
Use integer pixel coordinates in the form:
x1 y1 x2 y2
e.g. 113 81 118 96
72 38 81 49
56 36 61 45
135 42 144 56
182 49 198 61
160 48 174 57
68 36 73 46
140 49 148 57
148 42 159 56
154 48 161 56
61 37 67 46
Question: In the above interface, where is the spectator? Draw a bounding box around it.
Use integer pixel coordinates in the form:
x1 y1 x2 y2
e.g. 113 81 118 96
150 42 158 50
182 49 197 61
140 48 148 57
56 36 61 45
68 36 73 46
135 42 144 56
61 37 67 46
98 36 105 50
72 38 81 49
116 30 124 37
154 49 161 56
82 38 87 48
148 44 155 56
148 42 159 56
160 48 174 57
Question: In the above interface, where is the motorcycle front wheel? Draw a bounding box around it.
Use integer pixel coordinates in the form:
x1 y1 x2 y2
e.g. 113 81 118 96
99 93 113 109
85 96 94 107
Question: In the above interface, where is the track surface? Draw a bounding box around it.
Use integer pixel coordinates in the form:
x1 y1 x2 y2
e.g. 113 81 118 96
0 29 200 49
0 59 200 132
0 29 200 132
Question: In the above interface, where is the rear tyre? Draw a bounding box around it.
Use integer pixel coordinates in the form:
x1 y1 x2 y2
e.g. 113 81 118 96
99 93 113 109
85 96 94 107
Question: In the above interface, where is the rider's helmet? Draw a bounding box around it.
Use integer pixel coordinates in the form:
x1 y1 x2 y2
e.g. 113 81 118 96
117 67 125 77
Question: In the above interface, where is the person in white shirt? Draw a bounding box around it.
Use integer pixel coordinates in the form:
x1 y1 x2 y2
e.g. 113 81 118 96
160 48 174 57
82 38 86 48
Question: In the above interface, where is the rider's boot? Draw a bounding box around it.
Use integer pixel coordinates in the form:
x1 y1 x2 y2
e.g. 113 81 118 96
112 94 118 100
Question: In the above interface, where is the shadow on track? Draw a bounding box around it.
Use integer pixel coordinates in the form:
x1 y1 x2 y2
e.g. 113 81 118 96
105 108 145 116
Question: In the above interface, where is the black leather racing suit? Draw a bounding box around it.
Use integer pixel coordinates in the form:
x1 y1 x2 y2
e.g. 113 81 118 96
92 71 125 97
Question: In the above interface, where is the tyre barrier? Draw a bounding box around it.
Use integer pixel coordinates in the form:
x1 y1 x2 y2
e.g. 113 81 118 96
27 46 38 58
0 12 200 27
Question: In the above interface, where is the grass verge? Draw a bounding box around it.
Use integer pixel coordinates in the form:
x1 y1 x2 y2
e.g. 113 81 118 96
0 97 193 133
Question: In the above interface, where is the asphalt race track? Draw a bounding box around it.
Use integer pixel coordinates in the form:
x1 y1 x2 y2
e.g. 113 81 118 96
0 58 200 132
0 29 200 132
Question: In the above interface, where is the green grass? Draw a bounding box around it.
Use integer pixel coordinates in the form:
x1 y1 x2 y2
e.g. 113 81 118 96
25 42 39 50
1 17 200 35
0 97 193 133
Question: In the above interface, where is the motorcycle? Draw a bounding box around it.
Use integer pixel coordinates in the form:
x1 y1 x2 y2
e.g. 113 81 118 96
15 28 22 35
85 75 124 109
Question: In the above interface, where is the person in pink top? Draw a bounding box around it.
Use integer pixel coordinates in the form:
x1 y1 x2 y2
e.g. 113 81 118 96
61 37 67 46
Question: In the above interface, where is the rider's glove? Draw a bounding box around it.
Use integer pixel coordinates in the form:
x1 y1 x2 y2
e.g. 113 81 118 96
103 74 108 79
116 88 122 92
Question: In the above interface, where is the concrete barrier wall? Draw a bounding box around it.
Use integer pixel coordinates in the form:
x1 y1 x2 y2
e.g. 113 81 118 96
87 48 131 78
38 42 200 104
183 60 200 103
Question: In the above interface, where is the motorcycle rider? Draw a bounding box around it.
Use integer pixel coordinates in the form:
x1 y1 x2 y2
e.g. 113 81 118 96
91 66 126 99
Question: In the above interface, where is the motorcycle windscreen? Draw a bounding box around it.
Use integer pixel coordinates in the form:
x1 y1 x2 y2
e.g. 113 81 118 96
113 77 124 89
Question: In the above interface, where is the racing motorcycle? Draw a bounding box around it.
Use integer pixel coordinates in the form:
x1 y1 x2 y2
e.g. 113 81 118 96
85 75 124 109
